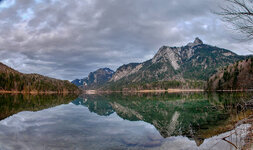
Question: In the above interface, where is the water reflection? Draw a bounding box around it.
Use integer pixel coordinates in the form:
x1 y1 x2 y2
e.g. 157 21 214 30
0 94 78 120
73 92 253 147
0 92 252 150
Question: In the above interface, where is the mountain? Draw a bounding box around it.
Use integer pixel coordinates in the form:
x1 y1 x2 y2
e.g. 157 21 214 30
72 68 115 89
206 58 253 91
0 62 79 93
101 38 247 90
71 79 85 87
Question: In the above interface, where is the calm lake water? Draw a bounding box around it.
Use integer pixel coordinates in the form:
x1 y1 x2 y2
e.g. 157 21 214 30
0 92 252 150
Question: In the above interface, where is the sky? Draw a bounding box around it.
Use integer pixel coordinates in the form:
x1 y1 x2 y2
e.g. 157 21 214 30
0 0 253 80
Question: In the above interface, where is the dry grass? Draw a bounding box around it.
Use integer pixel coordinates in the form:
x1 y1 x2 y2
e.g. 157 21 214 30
242 115 253 150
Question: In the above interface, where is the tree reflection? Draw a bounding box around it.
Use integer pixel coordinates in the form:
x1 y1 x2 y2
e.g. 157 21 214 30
0 94 78 120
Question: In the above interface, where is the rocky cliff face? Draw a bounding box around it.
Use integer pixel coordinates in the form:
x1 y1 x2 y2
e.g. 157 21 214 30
206 58 253 91
110 63 141 82
107 38 245 89
72 68 115 88
152 46 181 70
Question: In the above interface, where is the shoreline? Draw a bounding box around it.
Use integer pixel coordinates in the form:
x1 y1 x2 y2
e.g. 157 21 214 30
2 89 253 95
83 89 205 94
82 89 253 94
139 89 204 93
0 90 79 94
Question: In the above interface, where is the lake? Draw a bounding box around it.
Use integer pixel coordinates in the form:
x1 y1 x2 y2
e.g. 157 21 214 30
0 92 252 150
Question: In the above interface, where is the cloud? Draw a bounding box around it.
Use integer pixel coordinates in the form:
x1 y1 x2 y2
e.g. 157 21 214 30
0 0 252 80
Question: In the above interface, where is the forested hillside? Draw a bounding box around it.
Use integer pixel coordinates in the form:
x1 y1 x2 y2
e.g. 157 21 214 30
206 58 253 91
0 62 79 93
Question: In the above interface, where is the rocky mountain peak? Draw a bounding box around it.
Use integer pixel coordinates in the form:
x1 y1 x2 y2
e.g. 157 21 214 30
194 37 203 45
151 38 204 70
187 37 203 47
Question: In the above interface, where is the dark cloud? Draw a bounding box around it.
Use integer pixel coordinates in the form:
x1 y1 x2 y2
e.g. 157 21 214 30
0 0 252 80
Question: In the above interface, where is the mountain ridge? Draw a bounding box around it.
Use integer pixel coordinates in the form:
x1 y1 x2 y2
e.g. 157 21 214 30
72 68 115 88
109 38 243 84
73 38 248 90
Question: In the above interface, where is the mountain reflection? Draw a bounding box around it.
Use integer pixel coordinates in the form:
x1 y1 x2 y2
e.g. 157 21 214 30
72 92 253 145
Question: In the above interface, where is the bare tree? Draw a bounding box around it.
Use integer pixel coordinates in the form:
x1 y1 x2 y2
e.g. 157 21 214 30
217 0 253 39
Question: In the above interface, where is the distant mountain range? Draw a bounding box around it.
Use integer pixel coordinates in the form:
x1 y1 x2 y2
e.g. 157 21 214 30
72 38 248 90
72 68 114 89
0 62 79 93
